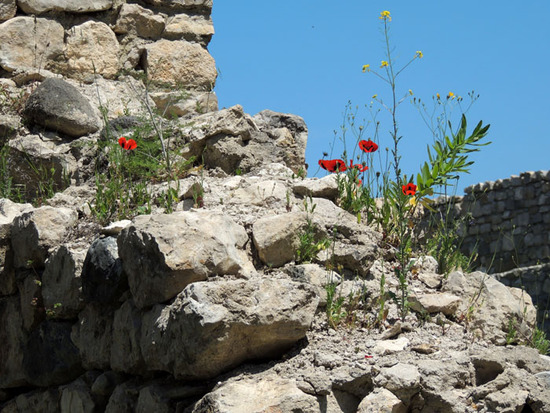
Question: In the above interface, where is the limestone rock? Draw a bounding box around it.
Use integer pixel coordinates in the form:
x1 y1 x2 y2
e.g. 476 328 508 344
0 0 16 21
408 292 462 316
11 206 78 269
143 39 216 89
117 210 252 309
357 388 406 413
142 0 213 13
1 389 59 412
63 21 120 81
7 134 78 200
286 263 342 307
60 376 98 413
23 78 100 137
114 3 165 40
17 0 114 14
192 374 319 413
443 271 537 344
17 269 44 331
111 299 145 374
81 237 127 304
105 380 142 413
23 320 83 387
0 199 32 296
293 174 339 200
373 337 409 355
140 279 319 379
71 303 113 370
150 90 218 118
373 363 421 405
0 17 64 72
252 211 307 267
0 296 28 388
163 13 214 43
0 114 20 140
42 245 86 319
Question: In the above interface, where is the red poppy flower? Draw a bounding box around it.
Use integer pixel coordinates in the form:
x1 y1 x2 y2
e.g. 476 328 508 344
402 183 417 196
319 159 347 173
118 137 137 150
349 160 369 172
358 139 379 153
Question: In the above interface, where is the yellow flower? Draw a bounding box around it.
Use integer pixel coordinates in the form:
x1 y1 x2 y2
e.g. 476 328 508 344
379 10 391 21
380 60 389 68
372 94 377 99
447 92 455 99
436 93 440 100
362 64 370 73
415 50 423 58
408 89 413 95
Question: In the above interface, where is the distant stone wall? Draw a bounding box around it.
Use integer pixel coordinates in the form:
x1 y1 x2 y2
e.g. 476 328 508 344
459 170 550 273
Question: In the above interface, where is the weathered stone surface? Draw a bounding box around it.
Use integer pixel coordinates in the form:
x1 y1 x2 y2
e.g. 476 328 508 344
71 303 113 370
163 13 214 42
408 292 462 316
111 299 145 374
7 134 78 200
252 211 307 267
286 263 341 307
140 279 319 379
17 270 44 331
0 199 32 296
23 320 83 387
114 3 165 40
143 0 212 13
1 389 59 412
192 374 319 413
143 39 216 89
42 245 86 319
373 337 409 356
118 210 252 309
60 375 98 413
0 296 28 388
81 237 126 304
0 17 64 73
373 363 421 405
0 114 19 140
11 206 78 269
443 271 537 344
63 21 120 81
23 78 100 137
150 90 218 118
18 0 113 14
293 174 339 200
105 380 142 413
357 388 406 413
0 0 16 21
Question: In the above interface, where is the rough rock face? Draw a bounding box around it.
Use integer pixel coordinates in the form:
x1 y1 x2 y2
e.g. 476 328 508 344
114 3 165 40
117 211 252 309
23 78 100 137
0 17 64 72
17 0 114 14
0 0 16 21
139 279 319 379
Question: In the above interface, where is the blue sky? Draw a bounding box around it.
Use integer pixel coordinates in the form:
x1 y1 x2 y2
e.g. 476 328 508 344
209 1 550 194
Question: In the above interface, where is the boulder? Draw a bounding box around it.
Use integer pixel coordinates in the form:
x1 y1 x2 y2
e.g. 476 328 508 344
0 0 16 21
252 211 307 267
357 388 406 413
23 320 83 387
81 237 127 304
192 374 319 413
443 271 537 344
163 13 214 44
0 17 64 72
0 199 32 296
139 279 319 379
17 0 114 14
7 134 78 200
0 296 28 388
23 78 100 137
63 21 120 81
293 174 339 200
408 292 462 316
114 3 165 40
111 299 145 374
11 206 78 269
373 363 421 405
71 303 114 370
42 245 86 319
117 210 252 309
150 90 218 118
60 375 98 413
143 39 216 89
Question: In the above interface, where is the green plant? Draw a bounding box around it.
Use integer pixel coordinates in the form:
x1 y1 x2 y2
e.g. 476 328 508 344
325 282 347 328
530 327 550 355
295 197 330 263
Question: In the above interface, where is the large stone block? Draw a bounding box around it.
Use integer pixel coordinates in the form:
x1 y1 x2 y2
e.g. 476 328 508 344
139 279 319 380
0 17 64 72
17 0 114 14
117 210 252 309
